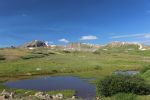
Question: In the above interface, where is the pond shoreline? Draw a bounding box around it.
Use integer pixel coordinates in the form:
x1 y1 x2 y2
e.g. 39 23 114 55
3 76 96 99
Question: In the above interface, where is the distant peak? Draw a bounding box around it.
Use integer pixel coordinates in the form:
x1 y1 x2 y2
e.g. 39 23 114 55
21 40 47 48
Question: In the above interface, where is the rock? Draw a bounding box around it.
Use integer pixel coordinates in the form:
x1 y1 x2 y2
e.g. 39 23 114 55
1 90 14 99
1 89 9 95
21 40 47 48
34 92 43 96
34 92 50 100
10 92 14 99
0 90 66 100
51 95 57 99
26 73 32 76
96 96 100 100
55 93 63 99
36 68 41 71
71 96 76 99
25 91 29 94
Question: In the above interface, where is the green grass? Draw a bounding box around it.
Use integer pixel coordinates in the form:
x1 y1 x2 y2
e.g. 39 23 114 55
0 48 148 81
103 94 150 100
110 93 137 100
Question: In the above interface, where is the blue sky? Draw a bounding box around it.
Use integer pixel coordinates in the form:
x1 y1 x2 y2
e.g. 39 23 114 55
0 0 150 47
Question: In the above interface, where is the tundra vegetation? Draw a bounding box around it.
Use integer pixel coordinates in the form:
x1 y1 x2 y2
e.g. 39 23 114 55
0 47 150 99
97 75 150 97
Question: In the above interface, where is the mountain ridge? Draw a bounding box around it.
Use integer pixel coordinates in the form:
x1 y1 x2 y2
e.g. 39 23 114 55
19 40 150 51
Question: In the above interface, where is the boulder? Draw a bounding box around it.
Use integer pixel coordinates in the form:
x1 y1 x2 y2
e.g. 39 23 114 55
36 68 41 71
1 89 14 99
55 93 63 99
34 92 50 100
71 96 76 99
1 89 10 96
51 95 57 99
96 96 100 100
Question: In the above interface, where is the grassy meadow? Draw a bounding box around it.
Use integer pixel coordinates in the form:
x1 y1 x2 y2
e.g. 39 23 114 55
0 47 150 99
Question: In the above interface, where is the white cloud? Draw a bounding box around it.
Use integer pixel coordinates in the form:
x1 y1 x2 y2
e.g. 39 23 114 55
143 34 150 38
59 38 69 43
80 35 98 40
111 33 150 39
111 34 143 39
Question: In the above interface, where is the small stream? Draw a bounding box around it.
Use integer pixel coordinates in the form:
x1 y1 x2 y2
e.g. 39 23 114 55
4 76 96 99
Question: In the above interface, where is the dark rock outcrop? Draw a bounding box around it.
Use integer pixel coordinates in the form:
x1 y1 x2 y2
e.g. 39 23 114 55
21 40 46 48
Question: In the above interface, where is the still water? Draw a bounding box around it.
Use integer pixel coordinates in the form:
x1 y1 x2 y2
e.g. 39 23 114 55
4 76 96 99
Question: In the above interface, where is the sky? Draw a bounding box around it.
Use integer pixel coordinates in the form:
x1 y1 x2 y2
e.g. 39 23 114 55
0 0 150 47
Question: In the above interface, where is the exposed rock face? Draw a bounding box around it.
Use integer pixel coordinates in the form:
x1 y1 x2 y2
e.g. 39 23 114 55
21 40 47 48
106 41 139 48
65 42 101 51
106 41 150 51
19 40 150 51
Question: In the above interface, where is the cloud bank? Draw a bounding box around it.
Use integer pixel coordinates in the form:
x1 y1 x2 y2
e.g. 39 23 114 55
58 38 69 43
80 35 98 40
111 33 150 39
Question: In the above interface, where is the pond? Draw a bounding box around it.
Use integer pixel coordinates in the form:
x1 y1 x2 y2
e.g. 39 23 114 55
4 76 96 99
114 70 140 75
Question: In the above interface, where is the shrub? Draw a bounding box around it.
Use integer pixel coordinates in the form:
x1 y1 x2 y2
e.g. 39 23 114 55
21 54 45 59
48 52 55 54
0 55 5 60
97 75 150 97
31 51 43 54
63 50 71 53
111 93 137 100
141 65 150 73
142 70 150 79
51 70 58 73
94 65 102 70
93 51 100 54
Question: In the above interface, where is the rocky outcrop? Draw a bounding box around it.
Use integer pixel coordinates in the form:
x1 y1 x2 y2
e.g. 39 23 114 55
0 89 77 100
106 41 139 48
21 40 47 48
34 92 51 99
0 89 14 99
106 41 150 51
34 92 64 100
65 42 101 52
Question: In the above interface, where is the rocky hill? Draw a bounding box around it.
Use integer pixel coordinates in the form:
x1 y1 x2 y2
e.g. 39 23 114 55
65 42 101 51
20 40 47 48
19 40 150 51
100 41 150 51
